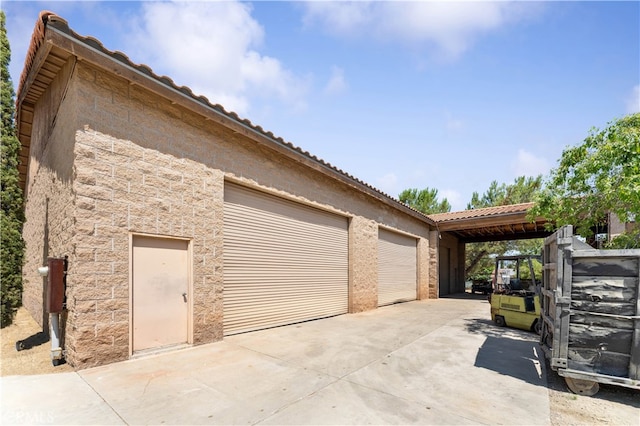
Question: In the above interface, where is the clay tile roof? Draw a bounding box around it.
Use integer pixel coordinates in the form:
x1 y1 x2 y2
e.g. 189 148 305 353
17 11 64 102
428 202 535 223
16 11 436 227
428 202 551 242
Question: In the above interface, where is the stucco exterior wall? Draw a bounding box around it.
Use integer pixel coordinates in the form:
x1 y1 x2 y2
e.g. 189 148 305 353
438 232 465 295
457 242 466 291
23 60 435 369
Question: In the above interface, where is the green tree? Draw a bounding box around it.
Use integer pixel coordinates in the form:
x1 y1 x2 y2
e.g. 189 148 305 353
1 11 25 327
398 187 451 215
530 114 640 247
467 176 542 209
465 176 543 281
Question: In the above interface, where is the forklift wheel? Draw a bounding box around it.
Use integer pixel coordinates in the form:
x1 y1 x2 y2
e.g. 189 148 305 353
495 316 506 327
533 320 542 335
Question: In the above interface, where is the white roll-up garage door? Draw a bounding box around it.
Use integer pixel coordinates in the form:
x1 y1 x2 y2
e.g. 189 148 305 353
223 184 349 335
378 228 417 306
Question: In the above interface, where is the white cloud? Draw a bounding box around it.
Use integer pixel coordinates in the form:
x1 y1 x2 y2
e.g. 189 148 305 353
444 111 464 132
302 2 374 36
376 172 399 196
511 149 551 178
440 189 464 211
627 85 640 114
324 66 348 95
302 1 542 59
124 1 308 116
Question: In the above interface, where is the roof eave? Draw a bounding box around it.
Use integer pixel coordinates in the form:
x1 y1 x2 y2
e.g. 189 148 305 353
435 211 546 232
15 12 435 227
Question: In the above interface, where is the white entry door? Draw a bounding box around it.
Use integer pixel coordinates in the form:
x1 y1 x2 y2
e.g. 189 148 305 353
132 236 189 352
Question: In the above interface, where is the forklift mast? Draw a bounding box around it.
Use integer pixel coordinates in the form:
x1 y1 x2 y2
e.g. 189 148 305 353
491 255 541 294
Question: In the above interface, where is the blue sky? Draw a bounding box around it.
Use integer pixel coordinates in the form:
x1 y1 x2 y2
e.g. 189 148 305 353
4 1 639 211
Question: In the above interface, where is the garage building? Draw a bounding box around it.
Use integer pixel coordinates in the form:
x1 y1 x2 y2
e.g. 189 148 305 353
16 12 440 369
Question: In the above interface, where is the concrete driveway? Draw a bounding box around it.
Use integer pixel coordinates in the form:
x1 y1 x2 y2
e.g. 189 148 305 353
1 296 549 425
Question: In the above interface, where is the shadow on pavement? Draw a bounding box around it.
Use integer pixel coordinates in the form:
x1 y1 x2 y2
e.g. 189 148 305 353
439 292 488 300
465 317 536 341
474 334 545 387
463 317 546 387
467 318 640 406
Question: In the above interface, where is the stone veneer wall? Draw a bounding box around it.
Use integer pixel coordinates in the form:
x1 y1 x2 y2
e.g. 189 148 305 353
349 217 378 313
24 60 436 368
22 58 77 334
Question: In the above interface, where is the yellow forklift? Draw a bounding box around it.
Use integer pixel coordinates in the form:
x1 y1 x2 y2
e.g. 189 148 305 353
489 255 542 333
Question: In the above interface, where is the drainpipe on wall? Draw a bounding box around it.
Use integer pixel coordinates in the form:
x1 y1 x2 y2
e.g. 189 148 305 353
49 312 62 364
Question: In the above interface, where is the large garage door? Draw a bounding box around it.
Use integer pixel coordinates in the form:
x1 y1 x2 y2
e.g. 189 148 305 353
223 184 349 335
378 229 417 306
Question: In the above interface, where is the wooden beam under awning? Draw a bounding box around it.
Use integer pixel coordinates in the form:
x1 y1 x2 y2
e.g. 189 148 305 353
433 209 552 243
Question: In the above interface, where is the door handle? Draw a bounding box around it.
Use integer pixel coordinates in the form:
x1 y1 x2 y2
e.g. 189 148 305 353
182 292 187 303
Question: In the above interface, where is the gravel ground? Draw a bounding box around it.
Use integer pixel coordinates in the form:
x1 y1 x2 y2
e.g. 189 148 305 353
1 307 638 425
545 360 639 426
1 308 72 376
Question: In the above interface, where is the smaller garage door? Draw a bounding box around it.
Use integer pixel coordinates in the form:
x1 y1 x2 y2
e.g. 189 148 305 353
378 229 417 306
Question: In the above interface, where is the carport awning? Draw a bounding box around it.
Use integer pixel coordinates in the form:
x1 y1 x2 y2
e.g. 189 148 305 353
429 203 552 243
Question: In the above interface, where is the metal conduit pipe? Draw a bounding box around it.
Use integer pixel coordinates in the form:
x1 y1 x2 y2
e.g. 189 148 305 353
49 312 63 365
38 258 66 366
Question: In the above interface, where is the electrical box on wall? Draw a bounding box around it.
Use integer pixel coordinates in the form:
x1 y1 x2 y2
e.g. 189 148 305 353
46 257 65 313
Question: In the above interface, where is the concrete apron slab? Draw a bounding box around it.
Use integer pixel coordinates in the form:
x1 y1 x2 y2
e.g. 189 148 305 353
236 298 549 425
79 341 336 425
0 372 124 425
3 297 551 425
